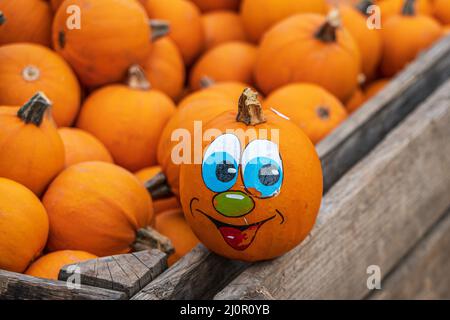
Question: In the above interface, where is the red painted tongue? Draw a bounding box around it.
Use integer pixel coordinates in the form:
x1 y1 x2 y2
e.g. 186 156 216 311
218 225 259 251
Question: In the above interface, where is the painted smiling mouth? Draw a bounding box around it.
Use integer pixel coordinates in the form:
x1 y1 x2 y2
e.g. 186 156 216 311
196 209 276 251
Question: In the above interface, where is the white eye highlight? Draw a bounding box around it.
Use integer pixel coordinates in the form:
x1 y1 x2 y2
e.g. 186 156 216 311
203 133 241 164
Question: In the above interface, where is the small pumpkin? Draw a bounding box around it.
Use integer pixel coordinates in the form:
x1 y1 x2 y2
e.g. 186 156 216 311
155 209 199 266
0 43 81 127
58 127 113 168
0 178 49 273
377 0 433 22
135 166 182 215
432 0 450 24
157 81 250 196
43 161 153 256
180 88 323 261
202 11 247 51
240 0 328 43
142 37 185 101
190 0 241 12
144 0 204 66
53 0 155 87
345 87 366 113
190 42 257 90
380 0 442 77
25 250 97 280
77 66 176 172
255 11 361 101
0 92 65 196
265 83 348 144
0 0 52 46
364 78 390 100
339 1 383 80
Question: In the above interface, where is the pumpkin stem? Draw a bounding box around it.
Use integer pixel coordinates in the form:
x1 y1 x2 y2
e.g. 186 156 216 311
237 88 266 126
22 65 41 82
145 171 174 200
316 9 341 43
17 92 52 126
402 0 416 16
58 31 66 49
0 11 6 25
133 226 175 255
316 106 331 120
127 65 151 90
355 0 374 15
199 76 216 89
149 19 170 41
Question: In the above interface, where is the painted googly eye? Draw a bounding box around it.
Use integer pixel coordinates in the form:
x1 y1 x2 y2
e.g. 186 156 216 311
202 134 241 193
242 140 283 198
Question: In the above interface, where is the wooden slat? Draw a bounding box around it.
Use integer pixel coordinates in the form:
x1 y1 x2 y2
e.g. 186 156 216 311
58 250 167 298
214 80 450 299
0 270 125 300
132 36 450 300
369 208 450 300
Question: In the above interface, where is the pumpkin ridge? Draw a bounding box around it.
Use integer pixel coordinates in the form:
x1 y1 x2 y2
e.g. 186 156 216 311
17 92 51 126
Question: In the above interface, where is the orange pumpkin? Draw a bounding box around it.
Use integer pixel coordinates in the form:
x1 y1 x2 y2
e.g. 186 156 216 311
25 250 97 280
240 0 328 43
142 37 185 101
135 166 181 215
0 0 52 46
77 66 176 172
190 42 257 90
265 83 348 144
155 209 200 266
53 0 153 87
180 88 323 261
364 78 390 100
339 2 383 80
255 11 361 101
0 92 65 196
0 43 81 127
433 0 450 24
58 127 113 168
377 0 433 22
380 0 442 77
0 178 49 273
43 161 153 256
144 0 204 66
157 82 250 196
50 0 64 11
202 11 247 51
190 0 240 12
345 87 366 113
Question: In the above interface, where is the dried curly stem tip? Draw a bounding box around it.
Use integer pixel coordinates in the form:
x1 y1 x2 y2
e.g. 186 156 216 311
402 0 416 16
237 88 266 126
150 19 170 41
316 9 341 43
0 11 6 25
356 0 374 16
127 64 151 90
17 92 52 126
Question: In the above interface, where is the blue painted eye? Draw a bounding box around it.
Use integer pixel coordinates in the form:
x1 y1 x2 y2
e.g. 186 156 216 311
202 152 238 192
202 134 241 193
242 140 283 198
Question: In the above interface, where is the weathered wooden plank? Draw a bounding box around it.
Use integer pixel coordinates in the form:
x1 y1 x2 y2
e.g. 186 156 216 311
214 80 450 300
132 36 450 300
59 250 167 298
0 270 125 300
369 208 450 300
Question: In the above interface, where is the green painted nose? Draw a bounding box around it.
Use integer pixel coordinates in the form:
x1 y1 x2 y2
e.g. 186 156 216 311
213 191 255 217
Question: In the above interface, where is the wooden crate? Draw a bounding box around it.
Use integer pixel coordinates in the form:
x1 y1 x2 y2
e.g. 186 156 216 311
1 36 450 300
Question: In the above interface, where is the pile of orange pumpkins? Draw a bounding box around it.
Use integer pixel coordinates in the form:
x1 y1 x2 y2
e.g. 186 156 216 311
0 0 449 281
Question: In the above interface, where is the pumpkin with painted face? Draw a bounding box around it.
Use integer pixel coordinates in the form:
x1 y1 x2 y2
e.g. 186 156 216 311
180 89 323 261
